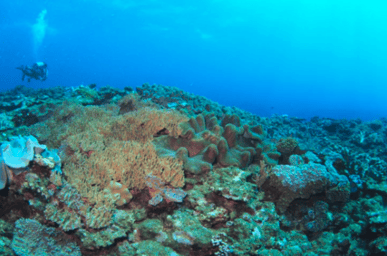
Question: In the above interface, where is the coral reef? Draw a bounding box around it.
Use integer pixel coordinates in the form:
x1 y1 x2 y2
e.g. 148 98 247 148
0 84 386 255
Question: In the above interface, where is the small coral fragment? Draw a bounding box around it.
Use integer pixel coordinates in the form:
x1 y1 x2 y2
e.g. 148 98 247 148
34 154 55 168
103 181 133 206
146 174 187 206
49 170 63 186
173 231 196 245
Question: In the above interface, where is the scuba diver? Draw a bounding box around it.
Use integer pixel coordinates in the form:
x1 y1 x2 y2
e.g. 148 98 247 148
16 62 48 82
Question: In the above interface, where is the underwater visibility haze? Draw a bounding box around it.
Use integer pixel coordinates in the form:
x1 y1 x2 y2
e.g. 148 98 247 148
2 1 387 256
1 0 387 120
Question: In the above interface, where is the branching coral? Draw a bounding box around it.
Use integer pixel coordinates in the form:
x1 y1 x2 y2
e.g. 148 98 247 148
64 140 184 207
29 100 188 209
108 107 188 143
117 93 157 114
30 101 117 149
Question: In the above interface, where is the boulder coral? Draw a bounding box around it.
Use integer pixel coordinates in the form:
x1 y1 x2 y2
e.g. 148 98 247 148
261 163 350 213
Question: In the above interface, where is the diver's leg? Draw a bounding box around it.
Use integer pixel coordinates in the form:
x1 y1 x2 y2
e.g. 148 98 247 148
22 74 25 81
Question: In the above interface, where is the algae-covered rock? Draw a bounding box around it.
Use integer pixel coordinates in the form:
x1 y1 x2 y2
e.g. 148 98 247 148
256 249 284 256
310 231 336 255
0 219 13 236
76 225 127 249
118 240 181 256
303 201 332 233
112 209 145 232
71 85 100 104
134 219 164 240
209 166 257 201
0 236 13 256
0 113 14 131
0 216 13 255
11 218 81 256
368 210 387 224
166 208 215 247
226 215 265 254
284 230 312 253
215 201 295 255
370 237 387 254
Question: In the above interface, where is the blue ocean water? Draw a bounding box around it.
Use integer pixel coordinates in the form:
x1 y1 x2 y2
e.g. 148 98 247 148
1 0 386 120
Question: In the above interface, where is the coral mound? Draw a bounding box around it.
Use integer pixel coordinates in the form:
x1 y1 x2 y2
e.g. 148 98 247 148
261 162 350 213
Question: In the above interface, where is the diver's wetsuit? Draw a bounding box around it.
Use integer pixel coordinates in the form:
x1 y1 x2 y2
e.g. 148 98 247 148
16 62 48 82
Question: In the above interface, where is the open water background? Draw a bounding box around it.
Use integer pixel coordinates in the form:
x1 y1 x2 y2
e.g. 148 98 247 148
1 0 386 120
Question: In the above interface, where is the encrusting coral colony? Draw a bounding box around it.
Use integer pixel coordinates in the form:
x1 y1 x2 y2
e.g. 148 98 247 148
0 84 387 255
